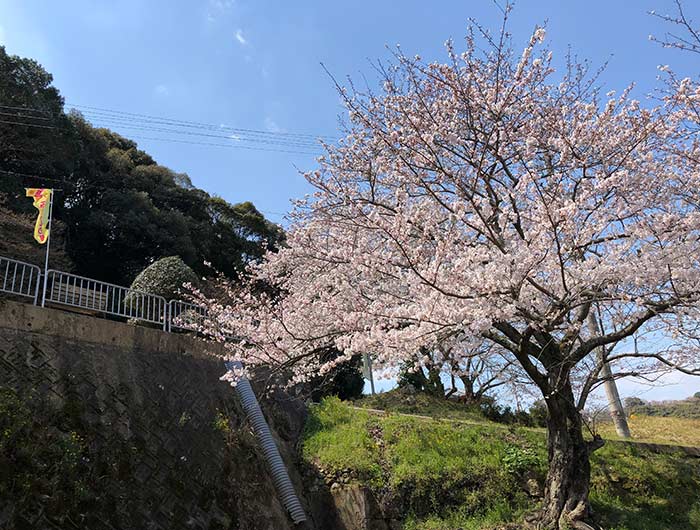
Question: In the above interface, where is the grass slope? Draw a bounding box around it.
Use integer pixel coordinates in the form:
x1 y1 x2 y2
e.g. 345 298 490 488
596 415 700 447
354 390 488 423
303 397 700 530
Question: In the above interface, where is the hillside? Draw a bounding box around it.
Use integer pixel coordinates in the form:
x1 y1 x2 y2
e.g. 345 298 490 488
596 415 700 447
302 398 700 530
624 396 700 419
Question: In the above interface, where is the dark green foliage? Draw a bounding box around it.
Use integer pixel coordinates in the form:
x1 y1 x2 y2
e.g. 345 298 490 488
0 46 284 286
397 357 445 398
358 388 548 429
624 396 700 419
468 397 532 426
62 116 284 285
502 445 542 475
624 397 646 409
528 399 549 427
127 256 199 300
309 349 365 401
397 366 441 394
0 46 78 204
0 387 91 521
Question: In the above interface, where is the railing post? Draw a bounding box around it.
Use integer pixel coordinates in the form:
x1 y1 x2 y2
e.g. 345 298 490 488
33 269 40 305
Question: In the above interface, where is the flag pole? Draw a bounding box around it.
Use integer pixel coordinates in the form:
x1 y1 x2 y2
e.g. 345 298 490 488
40 189 54 307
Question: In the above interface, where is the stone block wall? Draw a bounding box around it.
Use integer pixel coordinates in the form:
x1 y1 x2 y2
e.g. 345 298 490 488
0 299 306 530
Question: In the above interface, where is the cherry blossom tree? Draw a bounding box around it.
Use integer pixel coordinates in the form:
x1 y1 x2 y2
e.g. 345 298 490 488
197 11 700 529
649 0 700 54
397 339 525 402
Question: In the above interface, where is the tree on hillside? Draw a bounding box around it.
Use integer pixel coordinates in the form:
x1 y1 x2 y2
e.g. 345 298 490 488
0 46 77 195
196 11 700 529
0 46 284 286
398 340 523 403
0 192 73 270
63 115 286 284
445 341 525 403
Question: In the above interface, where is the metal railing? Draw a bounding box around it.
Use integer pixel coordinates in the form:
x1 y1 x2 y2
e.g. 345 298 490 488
0 255 215 333
167 299 208 332
0 256 41 304
44 269 169 329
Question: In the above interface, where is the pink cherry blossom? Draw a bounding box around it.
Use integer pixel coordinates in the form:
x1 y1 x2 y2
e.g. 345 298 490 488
195 16 700 529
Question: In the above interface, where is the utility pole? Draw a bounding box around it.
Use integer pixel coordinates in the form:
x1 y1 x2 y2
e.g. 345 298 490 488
40 189 54 307
587 311 631 439
362 353 376 395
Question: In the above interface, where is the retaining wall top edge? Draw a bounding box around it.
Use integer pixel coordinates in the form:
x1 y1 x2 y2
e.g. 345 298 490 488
0 299 224 359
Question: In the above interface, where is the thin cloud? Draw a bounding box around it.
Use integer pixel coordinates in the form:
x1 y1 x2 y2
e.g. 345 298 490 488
206 0 234 22
264 117 282 133
235 29 248 45
154 84 169 96
211 0 234 9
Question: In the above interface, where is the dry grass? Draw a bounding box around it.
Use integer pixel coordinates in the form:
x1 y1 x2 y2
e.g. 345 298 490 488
596 414 700 447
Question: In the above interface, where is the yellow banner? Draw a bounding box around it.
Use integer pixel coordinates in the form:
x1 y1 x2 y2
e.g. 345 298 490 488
25 188 52 244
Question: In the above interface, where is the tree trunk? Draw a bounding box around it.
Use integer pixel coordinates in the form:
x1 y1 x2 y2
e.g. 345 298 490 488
539 383 602 530
458 375 476 402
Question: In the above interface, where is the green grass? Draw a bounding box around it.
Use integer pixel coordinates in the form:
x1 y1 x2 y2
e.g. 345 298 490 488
354 388 488 422
302 395 384 486
303 397 700 530
590 444 700 530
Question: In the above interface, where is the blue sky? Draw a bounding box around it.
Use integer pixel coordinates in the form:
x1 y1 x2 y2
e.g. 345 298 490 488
1 0 698 401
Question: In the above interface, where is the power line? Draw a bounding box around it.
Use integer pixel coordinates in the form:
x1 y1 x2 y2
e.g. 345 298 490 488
0 115 322 155
0 118 56 130
126 135 320 155
83 117 324 149
0 169 289 219
0 102 338 143
0 104 53 116
68 103 339 141
0 110 52 121
83 117 324 148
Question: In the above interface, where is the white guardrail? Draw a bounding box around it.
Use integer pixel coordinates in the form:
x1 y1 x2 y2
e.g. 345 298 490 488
167 299 208 332
0 256 42 304
44 269 170 329
0 255 209 333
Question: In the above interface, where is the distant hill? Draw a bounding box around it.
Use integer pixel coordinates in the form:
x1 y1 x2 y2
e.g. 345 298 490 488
624 395 700 419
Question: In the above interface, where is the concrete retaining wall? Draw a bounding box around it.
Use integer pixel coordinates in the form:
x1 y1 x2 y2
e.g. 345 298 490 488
0 299 308 530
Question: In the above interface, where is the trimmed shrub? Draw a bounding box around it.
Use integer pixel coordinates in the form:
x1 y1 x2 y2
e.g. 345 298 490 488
126 256 199 302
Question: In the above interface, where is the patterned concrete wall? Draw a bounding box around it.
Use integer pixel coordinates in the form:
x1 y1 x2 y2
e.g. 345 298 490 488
0 300 305 530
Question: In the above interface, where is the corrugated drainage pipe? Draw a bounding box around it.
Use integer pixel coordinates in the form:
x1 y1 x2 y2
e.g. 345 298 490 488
225 360 307 525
